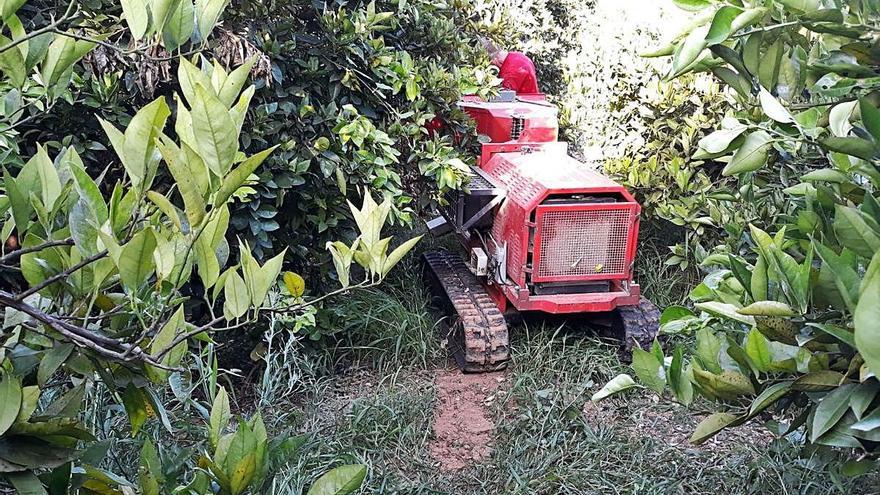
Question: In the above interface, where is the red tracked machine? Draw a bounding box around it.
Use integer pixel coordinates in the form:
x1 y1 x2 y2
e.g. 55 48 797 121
424 93 660 372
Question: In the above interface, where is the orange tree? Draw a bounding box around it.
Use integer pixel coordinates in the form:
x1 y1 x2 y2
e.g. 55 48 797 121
595 0 880 473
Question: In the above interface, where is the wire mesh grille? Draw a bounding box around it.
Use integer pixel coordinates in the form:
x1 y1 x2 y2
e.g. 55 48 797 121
535 208 631 280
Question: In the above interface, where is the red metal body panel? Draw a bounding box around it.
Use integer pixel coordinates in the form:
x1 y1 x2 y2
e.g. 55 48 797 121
460 98 558 143
480 148 642 314
455 96 644 315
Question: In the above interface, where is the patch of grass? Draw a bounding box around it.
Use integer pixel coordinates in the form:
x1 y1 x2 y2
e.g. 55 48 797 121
329 250 447 372
265 323 880 494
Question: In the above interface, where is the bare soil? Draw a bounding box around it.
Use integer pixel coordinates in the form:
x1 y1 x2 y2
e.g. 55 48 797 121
429 367 506 471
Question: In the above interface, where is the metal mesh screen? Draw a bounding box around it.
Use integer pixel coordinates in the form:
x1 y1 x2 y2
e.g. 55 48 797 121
535 208 631 280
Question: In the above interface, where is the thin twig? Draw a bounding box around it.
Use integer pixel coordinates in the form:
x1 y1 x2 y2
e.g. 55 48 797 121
0 238 74 264
0 1 78 54
15 250 108 301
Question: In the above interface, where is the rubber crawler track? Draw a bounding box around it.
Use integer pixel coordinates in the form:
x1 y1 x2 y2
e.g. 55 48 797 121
423 251 509 372
615 296 661 358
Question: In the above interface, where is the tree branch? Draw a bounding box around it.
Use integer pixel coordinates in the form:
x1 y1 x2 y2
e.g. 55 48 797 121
0 238 74 264
15 250 108 301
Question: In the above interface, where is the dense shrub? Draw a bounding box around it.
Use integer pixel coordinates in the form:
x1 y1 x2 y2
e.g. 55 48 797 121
596 0 880 473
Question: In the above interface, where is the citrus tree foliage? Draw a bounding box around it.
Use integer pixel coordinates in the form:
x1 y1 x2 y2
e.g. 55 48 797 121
597 0 880 467
221 0 497 260
0 1 422 490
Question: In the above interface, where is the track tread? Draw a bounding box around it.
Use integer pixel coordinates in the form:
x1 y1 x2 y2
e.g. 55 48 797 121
615 296 661 357
423 251 509 372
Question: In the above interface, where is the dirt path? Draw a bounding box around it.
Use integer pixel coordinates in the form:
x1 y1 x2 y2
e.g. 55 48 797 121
429 368 505 471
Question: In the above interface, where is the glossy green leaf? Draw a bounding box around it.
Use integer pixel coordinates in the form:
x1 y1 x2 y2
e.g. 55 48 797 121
860 97 880 142
759 88 793 123
0 375 22 436
223 270 249 319
118 228 157 291
120 0 150 39
810 383 856 442
190 83 238 176
307 464 367 495
855 251 880 375
748 381 792 417
722 131 773 176
121 385 150 436
163 0 195 51
0 34 25 87
209 387 230 448
792 370 845 391
215 146 277 206
37 343 73 386
820 136 878 161
631 347 665 394
690 412 740 444
591 374 638 402
834 205 880 258
195 0 230 41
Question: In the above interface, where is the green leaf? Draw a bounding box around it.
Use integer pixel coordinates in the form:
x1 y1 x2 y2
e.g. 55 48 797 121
631 347 665 394
810 383 856 442
705 6 743 46
591 374 638 402
722 131 773 176
737 301 795 317
748 381 792 417
729 7 767 33
223 270 249 319
820 136 878 161
669 25 708 78
190 83 238 176
0 34 26 87
70 159 108 224
0 375 22 435
31 145 61 211
855 251 880 375
123 97 171 193
120 0 150 39
121 385 150 436
806 323 855 348
307 464 367 495
146 190 185 231
139 438 162 495
830 100 858 137
147 306 187 382
698 126 747 154
381 235 422 277
156 135 206 226
667 345 693 405
673 0 711 11
759 88 793 123
118 228 157 291
745 328 772 372
815 243 861 312
7 471 47 495
163 0 195 51
690 412 740 444
0 0 26 19
40 35 95 89
229 452 257 495
37 343 73 386
801 168 850 183
776 0 821 13
218 56 256 107
860 97 880 143
834 205 880 258
214 145 277 206
209 386 230 448
695 301 756 326
793 371 845 391
194 0 231 41
850 382 879 420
